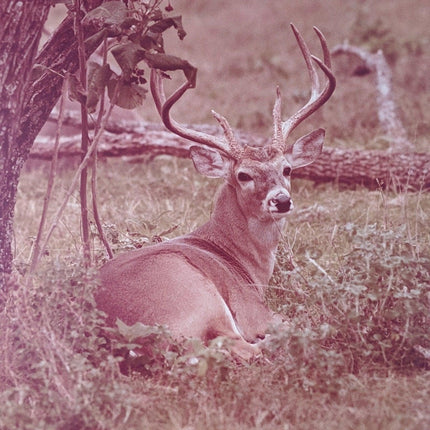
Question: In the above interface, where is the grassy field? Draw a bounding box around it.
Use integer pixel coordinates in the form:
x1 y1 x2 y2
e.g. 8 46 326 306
2 1 430 429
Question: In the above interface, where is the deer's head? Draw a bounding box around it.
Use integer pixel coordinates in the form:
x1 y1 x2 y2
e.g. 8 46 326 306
150 24 336 223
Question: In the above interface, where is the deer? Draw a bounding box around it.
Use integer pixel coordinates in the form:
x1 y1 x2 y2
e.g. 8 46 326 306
96 24 336 360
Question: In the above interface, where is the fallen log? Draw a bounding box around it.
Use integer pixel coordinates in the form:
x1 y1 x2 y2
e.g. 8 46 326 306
31 119 430 192
332 43 413 152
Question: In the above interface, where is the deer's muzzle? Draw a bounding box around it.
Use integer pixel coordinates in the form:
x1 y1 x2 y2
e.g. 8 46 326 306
268 192 292 214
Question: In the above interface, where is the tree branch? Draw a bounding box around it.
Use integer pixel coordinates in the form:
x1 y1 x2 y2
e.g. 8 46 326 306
18 2 108 165
31 119 430 192
332 43 413 152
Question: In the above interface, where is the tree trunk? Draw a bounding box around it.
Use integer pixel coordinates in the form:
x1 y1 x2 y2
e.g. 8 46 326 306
0 1 51 280
296 147 430 191
0 1 106 283
32 118 430 192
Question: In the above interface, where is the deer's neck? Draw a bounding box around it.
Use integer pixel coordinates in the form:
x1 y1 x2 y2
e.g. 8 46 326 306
191 183 285 286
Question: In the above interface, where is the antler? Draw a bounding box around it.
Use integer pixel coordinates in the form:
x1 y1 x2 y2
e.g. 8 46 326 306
150 69 244 159
273 24 336 151
150 24 335 159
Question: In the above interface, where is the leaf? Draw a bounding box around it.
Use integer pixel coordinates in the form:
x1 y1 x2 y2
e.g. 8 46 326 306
84 28 109 53
82 1 128 29
116 319 163 342
171 16 187 40
197 358 209 377
120 16 141 30
108 78 147 109
67 73 86 105
139 32 164 51
144 53 197 86
111 42 146 79
149 8 163 22
87 62 113 113
149 16 187 40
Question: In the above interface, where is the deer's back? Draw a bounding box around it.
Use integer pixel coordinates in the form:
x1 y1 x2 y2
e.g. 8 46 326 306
97 236 274 342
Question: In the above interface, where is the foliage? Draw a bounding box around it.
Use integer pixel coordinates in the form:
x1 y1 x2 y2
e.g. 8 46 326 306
335 224 429 368
5 163 430 428
75 0 196 111
25 0 198 272
0 265 142 430
2 215 430 428
268 223 430 375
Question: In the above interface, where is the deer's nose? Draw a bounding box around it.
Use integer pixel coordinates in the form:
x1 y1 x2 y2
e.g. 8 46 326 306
270 194 291 213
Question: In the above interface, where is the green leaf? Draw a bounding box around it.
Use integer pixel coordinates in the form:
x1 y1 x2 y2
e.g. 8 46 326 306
139 32 164 51
87 62 113 113
116 319 164 342
84 28 109 53
144 53 197 86
82 1 128 29
149 16 187 40
121 16 141 30
68 74 86 105
108 78 147 109
111 42 146 79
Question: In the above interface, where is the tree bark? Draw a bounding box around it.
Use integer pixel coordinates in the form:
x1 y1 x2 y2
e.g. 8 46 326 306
32 118 430 192
0 1 105 283
0 0 51 280
296 147 429 191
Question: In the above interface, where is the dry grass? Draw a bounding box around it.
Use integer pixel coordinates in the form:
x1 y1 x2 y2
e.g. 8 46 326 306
8 156 430 429
3 0 430 429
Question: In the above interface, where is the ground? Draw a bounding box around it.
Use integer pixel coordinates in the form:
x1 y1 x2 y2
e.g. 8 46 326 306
2 1 430 429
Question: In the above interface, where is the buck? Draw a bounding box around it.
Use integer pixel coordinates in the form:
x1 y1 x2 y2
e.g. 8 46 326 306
97 24 336 360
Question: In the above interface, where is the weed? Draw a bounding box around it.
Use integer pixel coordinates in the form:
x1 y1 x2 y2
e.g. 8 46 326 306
0 266 144 430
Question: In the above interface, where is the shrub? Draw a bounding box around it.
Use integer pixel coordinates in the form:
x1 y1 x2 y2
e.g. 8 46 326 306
268 223 430 377
335 224 430 369
0 265 145 430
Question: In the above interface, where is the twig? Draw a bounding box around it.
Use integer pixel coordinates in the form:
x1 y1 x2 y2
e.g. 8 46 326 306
306 253 334 283
38 99 118 265
27 76 68 276
91 39 113 259
74 0 91 266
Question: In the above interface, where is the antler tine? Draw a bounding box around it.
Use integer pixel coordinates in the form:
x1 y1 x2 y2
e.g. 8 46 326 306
277 24 336 149
291 24 320 101
273 86 284 145
313 26 331 68
211 110 244 159
150 69 241 158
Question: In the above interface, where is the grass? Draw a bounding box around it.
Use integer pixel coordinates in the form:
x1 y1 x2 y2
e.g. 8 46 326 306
2 0 430 428
5 157 430 429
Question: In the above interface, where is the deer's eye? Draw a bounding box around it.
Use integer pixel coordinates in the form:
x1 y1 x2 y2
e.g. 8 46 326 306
237 172 253 182
283 166 292 177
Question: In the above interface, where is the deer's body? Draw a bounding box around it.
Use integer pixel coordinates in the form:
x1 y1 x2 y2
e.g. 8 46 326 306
99 161 287 358
97 25 336 359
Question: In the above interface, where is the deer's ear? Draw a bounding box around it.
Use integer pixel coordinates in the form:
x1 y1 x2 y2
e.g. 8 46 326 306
190 146 231 178
286 128 325 169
